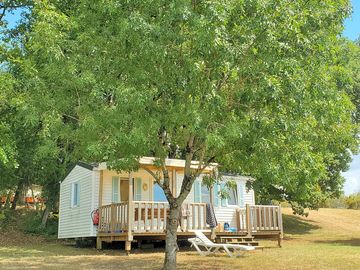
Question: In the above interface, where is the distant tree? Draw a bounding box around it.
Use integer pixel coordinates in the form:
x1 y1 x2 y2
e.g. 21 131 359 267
23 0 360 269
0 4 74 216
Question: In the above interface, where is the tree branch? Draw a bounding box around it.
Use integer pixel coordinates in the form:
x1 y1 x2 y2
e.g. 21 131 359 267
143 166 164 189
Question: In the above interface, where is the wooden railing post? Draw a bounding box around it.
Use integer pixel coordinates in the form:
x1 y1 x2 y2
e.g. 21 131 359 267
246 204 252 236
236 209 241 232
277 205 283 247
111 203 115 233
127 173 134 242
96 170 104 250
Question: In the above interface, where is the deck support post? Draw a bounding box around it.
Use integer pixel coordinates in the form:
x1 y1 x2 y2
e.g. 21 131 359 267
127 173 134 244
96 237 102 250
278 233 283 247
125 241 132 255
246 204 252 236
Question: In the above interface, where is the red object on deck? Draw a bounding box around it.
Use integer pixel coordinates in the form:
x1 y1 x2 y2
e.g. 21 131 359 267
25 197 35 203
92 209 99 225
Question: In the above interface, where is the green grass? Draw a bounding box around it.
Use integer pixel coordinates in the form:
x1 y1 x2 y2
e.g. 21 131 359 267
0 208 359 270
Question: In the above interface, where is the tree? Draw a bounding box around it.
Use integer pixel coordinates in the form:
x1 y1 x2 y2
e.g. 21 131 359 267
0 73 17 168
0 3 74 215
26 0 358 269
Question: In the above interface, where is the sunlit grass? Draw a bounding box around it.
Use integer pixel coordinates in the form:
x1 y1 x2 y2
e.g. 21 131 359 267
0 208 359 270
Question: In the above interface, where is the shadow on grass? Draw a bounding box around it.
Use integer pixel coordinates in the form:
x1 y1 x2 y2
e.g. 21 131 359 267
283 214 320 235
314 238 360 247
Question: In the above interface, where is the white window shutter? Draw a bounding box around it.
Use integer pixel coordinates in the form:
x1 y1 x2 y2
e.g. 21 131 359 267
194 180 201 203
213 184 220 207
220 182 228 207
112 176 119 203
76 183 80 206
135 177 142 201
238 181 245 207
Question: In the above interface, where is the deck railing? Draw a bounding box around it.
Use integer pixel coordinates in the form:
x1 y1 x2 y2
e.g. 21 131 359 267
179 202 207 231
98 201 208 234
133 201 169 232
98 202 128 233
236 204 283 235
98 202 282 236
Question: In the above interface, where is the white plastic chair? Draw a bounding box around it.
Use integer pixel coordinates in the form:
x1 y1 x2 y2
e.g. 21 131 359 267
188 230 255 257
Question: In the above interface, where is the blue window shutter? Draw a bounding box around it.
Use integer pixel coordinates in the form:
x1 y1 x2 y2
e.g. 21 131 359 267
213 184 220 207
194 180 201 203
220 182 227 207
153 183 167 202
238 182 245 207
112 176 119 202
135 177 142 201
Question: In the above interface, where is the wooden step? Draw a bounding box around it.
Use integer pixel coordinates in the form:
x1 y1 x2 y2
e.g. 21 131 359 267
218 236 254 241
216 236 260 246
226 241 260 246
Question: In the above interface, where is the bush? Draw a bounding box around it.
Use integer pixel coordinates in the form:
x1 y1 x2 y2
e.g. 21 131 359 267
320 196 347 209
19 210 58 237
0 208 17 228
345 193 360 210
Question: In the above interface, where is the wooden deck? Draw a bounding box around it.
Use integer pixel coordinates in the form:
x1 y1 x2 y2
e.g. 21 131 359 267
96 202 284 252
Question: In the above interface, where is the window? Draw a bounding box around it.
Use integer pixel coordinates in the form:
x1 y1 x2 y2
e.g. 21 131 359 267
227 186 238 206
201 184 210 204
112 176 120 203
71 182 80 207
218 182 238 206
153 183 167 202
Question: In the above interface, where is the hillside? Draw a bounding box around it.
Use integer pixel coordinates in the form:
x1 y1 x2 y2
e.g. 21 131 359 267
0 208 359 270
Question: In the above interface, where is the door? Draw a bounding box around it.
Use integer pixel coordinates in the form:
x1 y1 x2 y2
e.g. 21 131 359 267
120 178 129 201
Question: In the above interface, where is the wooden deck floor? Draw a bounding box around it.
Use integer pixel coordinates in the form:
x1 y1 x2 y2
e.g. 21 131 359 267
97 230 282 243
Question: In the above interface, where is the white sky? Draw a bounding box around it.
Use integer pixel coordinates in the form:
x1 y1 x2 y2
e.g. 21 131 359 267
342 154 360 195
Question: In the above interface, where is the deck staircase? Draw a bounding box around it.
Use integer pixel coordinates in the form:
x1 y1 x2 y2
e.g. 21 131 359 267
215 236 264 249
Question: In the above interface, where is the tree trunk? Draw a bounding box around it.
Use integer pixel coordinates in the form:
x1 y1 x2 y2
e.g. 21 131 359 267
11 184 22 210
163 205 180 270
4 192 11 209
41 206 50 228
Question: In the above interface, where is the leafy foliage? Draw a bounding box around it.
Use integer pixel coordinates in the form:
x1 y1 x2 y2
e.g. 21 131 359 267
26 0 359 210
1 0 359 268
19 210 58 237
345 192 360 209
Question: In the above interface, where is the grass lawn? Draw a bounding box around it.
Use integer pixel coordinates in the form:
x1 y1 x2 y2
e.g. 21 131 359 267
0 208 359 270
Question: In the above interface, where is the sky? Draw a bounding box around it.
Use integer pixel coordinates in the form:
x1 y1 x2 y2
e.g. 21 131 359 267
3 1 360 195
342 0 360 195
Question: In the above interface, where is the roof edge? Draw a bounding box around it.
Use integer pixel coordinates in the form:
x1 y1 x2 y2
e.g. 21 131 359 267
76 161 96 171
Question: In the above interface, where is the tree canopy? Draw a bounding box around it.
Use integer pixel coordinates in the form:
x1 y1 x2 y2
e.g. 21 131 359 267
27 0 359 208
1 0 359 269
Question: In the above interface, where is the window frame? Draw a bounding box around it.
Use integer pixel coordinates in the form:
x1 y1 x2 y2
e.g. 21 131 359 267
71 182 80 208
226 185 238 206
112 176 120 203
200 183 211 204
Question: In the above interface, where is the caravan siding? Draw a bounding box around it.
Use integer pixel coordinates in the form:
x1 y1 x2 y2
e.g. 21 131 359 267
214 176 255 227
101 168 181 203
58 165 95 238
90 170 100 236
101 169 154 204
176 174 255 228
